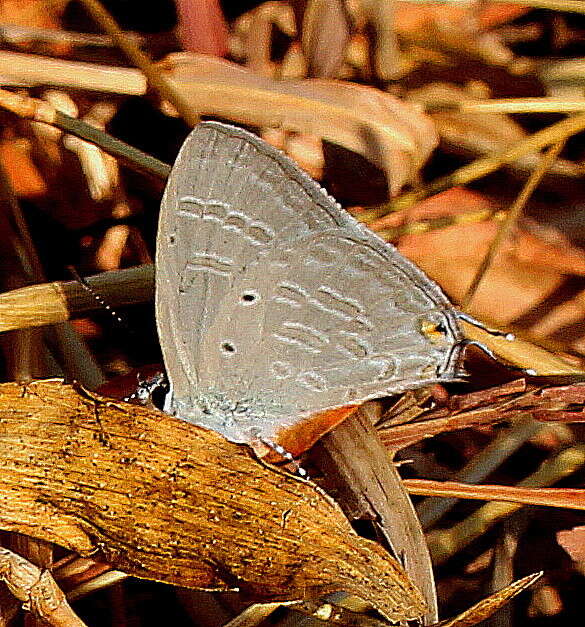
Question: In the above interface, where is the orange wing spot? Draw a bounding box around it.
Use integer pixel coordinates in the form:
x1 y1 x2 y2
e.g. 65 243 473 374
264 404 360 461
420 320 445 342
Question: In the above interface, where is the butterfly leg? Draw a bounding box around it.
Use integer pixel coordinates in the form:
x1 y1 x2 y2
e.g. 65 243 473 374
260 439 310 480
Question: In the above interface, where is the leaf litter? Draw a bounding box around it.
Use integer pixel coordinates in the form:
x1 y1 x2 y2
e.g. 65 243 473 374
0 0 584 625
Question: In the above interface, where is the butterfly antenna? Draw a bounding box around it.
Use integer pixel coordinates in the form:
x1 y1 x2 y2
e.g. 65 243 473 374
456 311 515 341
261 439 310 480
68 265 126 328
454 314 536 374
455 338 537 376
68 266 171 405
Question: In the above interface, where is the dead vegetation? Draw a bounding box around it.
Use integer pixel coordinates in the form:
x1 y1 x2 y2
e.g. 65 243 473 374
0 1 583 626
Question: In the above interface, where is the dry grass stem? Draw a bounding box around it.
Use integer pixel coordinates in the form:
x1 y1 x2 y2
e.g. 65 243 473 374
0 547 87 627
461 139 567 311
496 0 585 14
427 97 585 115
0 266 153 332
426 445 585 564
435 572 543 627
378 378 585 451
0 89 170 179
406 479 585 511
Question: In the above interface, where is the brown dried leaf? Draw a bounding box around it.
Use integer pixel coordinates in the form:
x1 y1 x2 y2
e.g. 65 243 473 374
371 187 585 359
160 52 438 194
0 51 436 193
557 526 585 563
0 137 47 198
0 380 426 622
301 0 351 78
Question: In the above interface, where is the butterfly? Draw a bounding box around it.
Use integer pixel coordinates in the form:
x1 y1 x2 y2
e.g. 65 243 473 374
155 122 465 455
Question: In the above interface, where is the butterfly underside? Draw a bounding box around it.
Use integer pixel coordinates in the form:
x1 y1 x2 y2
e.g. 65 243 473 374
155 122 465 445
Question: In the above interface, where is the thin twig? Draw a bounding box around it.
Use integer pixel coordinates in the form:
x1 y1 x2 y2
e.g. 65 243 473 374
406 479 585 511
461 139 566 311
425 97 585 115
0 24 145 48
56 112 171 179
406 0 585 14
78 0 199 126
363 111 585 217
488 0 585 15
426 444 585 565
373 208 505 241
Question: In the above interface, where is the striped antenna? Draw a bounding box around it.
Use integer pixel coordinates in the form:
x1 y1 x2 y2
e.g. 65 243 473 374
68 265 125 327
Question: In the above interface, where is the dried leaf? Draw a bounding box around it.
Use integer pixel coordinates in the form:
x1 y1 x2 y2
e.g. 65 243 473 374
557 526 585 563
301 0 351 78
0 137 46 198
0 380 426 622
175 0 229 56
160 52 437 194
0 50 437 195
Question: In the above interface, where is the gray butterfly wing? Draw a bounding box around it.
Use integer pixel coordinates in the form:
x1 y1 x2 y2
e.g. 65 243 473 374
156 122 464 444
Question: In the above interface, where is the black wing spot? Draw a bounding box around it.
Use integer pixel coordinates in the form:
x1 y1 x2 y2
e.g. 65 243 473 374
241 292 257 303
